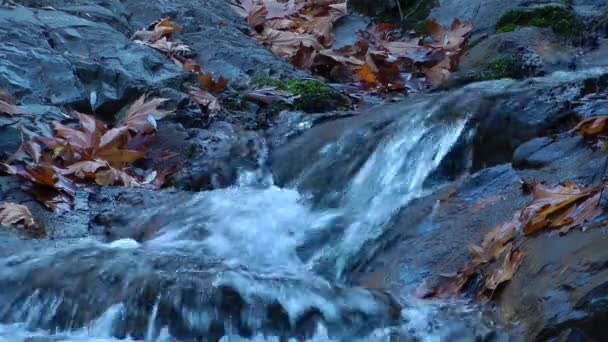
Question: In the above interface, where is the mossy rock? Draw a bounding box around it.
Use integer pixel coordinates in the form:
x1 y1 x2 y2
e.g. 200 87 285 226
443 56 524 89
496 6 584 40
482 56 524 80
254 78 350 113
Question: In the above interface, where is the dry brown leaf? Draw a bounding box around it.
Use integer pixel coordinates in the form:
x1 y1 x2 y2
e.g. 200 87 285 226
522 182 604 235
0 99 24 116
485 245 525 291
257 27 322 58
154 18 182 40
428 19 473 50
356 64 378 84
189 88 222 113
245 87 299 105
574 116 608 137
423 57 452 88
248 2 269 30
122 96 172 133
95 167 140 187
199 73 228 93
60 160 108 179
0 202 36 229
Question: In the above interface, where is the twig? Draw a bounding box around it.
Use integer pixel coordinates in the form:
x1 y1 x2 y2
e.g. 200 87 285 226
396 0 404 21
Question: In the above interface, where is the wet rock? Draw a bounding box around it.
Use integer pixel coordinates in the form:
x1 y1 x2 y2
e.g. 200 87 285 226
272 69 608 203
497 221 608 340
0 5 185 115
0 207 400 340
431 1 571 36
348 123 608 340
348 164 528 292
450 27 572 85
271 103 402 206
122 0 303 83
166 121 269 191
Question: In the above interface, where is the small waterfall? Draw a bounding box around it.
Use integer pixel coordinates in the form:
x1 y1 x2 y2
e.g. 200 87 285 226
306 98 470 279
145 297 161 342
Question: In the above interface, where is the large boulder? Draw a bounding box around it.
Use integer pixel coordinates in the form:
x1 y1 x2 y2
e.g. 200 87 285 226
0 5 185 115
271 69 608 203
349 132 608 339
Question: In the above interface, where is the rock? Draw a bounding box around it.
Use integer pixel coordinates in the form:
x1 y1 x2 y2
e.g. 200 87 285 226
451 27 573 84
496 221 608 340
122 0 304 84
0 5 186 115
271 103 402 206
348 164 528 292
272 69 608 202
345 93 608 340
572 0 608 19
431 1 569 36
349 136 608 339
166 121 269 191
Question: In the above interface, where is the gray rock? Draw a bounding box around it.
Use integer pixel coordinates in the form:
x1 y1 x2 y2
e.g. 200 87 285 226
0 5 185 114
430 0 575 36
452 27 574 84
122 0 304 84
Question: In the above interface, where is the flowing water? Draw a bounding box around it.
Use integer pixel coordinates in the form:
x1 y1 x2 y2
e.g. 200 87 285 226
1 70 604 341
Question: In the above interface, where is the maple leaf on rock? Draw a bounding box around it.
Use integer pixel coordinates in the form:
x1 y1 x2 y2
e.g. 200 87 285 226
122 96 173 133
484 245 525 291
0 90 25 116
0 99 24 116
522 181 604 235
0 202 36 229
189 87 222 113
574 115 608 137
428 19 474 50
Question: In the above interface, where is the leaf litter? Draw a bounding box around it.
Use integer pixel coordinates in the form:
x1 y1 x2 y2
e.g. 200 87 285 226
1 96 175 213
231 0 473 92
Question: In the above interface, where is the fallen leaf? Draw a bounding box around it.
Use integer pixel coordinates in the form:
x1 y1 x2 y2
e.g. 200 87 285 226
153 18 182 41
0 99 24 116
199 73 228 93
189 88 222 113
122 96 172 133
356 64 378 84
245 87 299 105
0 202 36 229
428 19 473 50
485 245 525 291
95 167 139 187
574 115 608 137
522 182 604 235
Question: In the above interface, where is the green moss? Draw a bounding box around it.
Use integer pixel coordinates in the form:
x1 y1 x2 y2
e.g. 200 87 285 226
495 23 518 34
223 95 247 111
496 6 583 39
482 56 523 80
253 78 345 112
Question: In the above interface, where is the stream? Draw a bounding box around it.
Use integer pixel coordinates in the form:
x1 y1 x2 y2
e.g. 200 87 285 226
1 69 604 341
